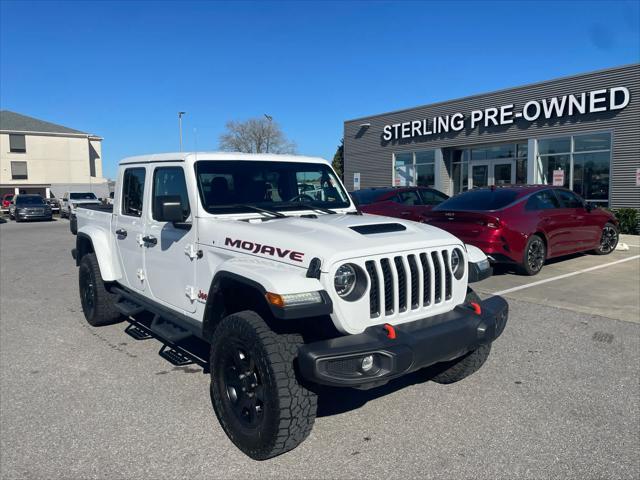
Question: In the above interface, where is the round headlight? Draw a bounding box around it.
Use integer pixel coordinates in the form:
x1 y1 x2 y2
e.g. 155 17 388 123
451 248 465 280
334 264 357 297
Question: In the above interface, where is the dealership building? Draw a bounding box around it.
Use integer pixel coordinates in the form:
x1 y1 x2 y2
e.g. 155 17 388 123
343 63 639 210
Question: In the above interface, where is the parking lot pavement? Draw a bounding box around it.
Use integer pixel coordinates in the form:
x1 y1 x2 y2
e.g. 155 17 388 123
473 240 640 324
1 220 639 480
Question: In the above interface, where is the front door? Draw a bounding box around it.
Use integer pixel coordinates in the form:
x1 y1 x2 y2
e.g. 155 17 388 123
144 165 197 313
115 167 147 291
493 161 515 186
470 162 490 189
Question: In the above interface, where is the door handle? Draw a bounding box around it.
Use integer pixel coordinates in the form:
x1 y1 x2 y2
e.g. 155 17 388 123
115 228 127 238
142 235 157 246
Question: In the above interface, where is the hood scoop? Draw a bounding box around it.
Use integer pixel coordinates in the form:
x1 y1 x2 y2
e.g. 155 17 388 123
350 223 407 235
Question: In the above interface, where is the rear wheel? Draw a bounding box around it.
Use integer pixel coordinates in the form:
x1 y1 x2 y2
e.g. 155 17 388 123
519 234 546 276
593 222 618 255
210 310 317 460
78 253 122 326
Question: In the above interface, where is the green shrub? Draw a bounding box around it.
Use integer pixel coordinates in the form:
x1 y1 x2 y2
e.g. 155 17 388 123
611 208 639 235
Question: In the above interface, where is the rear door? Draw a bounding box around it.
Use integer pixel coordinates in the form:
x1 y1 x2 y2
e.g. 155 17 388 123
551 189 587 253
115 167 147 291
144 165 197 313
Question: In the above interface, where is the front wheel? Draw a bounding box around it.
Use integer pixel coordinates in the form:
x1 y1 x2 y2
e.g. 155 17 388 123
210 311 317 460
519 234 546 276
593 222 619 255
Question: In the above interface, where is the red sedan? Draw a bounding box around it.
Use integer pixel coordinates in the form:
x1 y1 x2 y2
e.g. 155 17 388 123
350 186 449 222
422 185 619 275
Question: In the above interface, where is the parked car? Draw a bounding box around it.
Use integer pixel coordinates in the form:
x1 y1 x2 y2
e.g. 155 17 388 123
60 191 102 218
350 186 449 222
422 185 619 275
44 197 60 213
71 152 506 460
8 194 53 222
2 193 14 211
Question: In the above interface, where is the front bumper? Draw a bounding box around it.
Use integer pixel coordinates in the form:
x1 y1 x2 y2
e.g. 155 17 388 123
17 212 52 220
298 296 508 388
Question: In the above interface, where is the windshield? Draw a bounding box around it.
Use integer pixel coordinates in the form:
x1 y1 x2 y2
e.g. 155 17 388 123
434 189 519 211
195 161 351 214
70 192 97 200
16 195 45 205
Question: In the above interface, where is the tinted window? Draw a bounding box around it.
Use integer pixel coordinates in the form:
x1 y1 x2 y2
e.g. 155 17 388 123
122 168 146 217
420 189 448 205
397 190 422 205
70 192 97 200
435 189 519 211
9 134 26 153
350 189 394 205
11 161 28 180
195 161 350 214
16 195 44 205
555 189 583 209
525 191 560 210
152 167 190 221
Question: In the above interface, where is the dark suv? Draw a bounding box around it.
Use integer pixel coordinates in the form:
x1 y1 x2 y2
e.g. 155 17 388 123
9 195 53 222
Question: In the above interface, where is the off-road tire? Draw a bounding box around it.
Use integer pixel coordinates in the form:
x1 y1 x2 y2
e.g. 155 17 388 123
78 253 122 326
210 310 317 460
519 234 546 276
592 222 618 255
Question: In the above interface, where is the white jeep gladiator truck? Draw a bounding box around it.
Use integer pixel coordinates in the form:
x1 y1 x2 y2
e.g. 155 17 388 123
71 152 507 460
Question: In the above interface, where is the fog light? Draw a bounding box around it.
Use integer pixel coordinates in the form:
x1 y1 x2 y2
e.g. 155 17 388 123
361 355 374 372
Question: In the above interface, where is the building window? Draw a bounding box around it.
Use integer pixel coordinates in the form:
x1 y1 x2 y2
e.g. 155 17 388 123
11 161 28 180
537 132 611 205
9 134 26 153
393 150 436 187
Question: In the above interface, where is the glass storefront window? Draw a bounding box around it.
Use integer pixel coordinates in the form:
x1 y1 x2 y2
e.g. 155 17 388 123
452 161 469 194
572 151 610 201
574 133 611 152
416 163 435 187
537 132 611 205
517 142 528 159
393 150 435 187
415 150 435 163
516 158 527 184
538 137 571 155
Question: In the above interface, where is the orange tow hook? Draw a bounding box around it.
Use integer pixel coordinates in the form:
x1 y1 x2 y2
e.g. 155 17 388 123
470 302 482 315
383 323 396 339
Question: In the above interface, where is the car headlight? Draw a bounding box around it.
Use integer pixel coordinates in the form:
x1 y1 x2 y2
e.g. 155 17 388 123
335 264 357 297
451 248 465 280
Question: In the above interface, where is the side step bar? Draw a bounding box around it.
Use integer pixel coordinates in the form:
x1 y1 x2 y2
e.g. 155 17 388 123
114 297 144 317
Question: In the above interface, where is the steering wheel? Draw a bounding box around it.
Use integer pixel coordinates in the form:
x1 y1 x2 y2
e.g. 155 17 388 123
288 193 315 203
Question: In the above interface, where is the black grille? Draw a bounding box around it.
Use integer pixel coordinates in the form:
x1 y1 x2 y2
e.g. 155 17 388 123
407 255 419 309
380 259 394 314
442 250 453 300
431 252 442 303
394 257 407 312
419 253 431 306
365 261 379 317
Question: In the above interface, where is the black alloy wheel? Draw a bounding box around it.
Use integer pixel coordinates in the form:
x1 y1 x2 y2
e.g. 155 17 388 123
595 223 619 255
521 235 546 276
220 341 266 428
79 262 97 319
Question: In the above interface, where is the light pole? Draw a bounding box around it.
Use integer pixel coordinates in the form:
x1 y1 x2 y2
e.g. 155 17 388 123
264 114 273 153
178 111 186 151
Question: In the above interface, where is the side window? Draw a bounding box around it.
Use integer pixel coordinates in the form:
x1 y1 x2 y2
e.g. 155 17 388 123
152 167 190 221
397 190 422 205
122 168 146 217
555 189 583 209
526 191 560 210
420 189 448 205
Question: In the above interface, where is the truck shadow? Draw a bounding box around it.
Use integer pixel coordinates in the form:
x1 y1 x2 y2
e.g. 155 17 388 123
491 251 588 276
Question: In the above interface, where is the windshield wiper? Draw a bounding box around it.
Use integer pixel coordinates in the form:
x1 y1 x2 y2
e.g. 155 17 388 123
211 204 287 219
277 202 337 215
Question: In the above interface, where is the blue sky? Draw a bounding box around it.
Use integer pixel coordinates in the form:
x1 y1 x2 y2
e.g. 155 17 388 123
1 0 639 179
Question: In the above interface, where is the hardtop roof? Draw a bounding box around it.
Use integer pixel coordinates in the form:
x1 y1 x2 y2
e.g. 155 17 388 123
119 152 330 166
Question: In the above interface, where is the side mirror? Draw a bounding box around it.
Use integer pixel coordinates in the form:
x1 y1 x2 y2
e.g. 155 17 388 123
156 195 184 223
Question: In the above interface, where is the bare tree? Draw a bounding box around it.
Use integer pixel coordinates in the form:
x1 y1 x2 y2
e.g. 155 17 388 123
218 117 296 154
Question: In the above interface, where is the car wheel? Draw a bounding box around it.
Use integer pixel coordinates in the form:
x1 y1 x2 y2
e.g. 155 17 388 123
78 253 122 327
593 222 619 255
210 310 317 460
519 234 546 276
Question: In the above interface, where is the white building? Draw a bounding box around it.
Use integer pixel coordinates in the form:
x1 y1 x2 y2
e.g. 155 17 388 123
0 110 109 199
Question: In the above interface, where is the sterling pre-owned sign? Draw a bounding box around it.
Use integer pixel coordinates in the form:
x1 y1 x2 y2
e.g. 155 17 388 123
382 86 630 141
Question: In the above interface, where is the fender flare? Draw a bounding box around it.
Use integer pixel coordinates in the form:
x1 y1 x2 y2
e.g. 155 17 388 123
76 227 122 281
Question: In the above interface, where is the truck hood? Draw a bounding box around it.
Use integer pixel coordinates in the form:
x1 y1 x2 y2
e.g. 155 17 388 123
198 213 464 271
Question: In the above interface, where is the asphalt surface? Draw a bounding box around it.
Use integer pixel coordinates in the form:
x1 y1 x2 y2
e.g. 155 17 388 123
1 219 639 479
